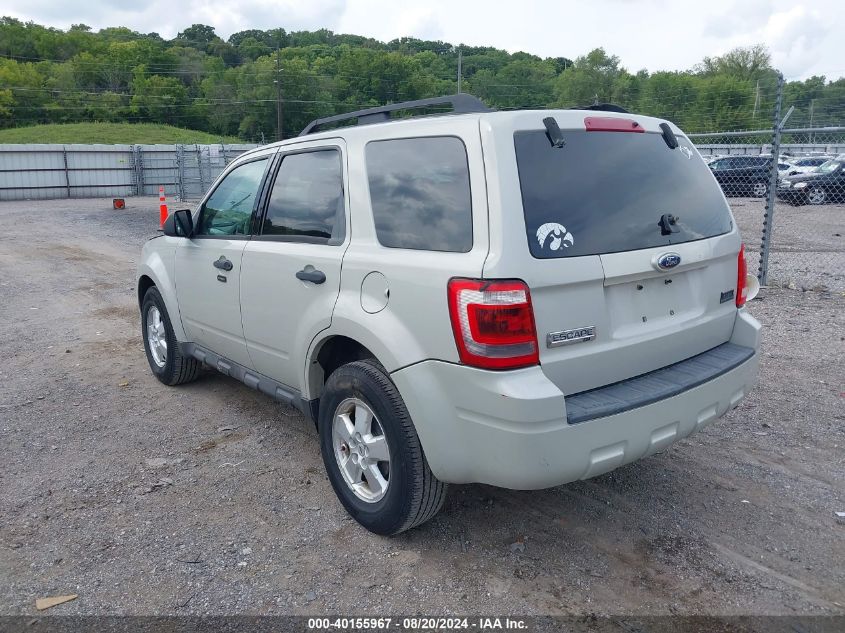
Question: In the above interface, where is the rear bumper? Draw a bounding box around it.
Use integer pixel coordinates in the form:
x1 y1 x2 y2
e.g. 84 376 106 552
391 309 761 489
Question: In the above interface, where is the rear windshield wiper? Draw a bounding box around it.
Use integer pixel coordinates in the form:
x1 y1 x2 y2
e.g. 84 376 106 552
659 122 679 149
658 212 680 235
543 117 566 148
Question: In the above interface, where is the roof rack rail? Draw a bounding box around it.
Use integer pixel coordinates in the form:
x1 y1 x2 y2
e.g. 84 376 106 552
572 103 630 113
299 93 492 136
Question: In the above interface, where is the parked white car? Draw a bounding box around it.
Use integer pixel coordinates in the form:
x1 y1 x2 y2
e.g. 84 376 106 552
784 156 832 176
137 95 761 534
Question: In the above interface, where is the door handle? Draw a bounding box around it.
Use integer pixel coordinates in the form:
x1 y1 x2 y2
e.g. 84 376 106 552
213 256 233 271
296 268 326 284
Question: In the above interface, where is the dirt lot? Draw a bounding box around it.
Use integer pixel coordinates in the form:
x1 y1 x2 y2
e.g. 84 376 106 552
0 197 843 617
730 195 845 291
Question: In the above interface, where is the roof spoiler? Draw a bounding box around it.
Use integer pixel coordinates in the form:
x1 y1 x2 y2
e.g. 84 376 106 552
572 103 629 113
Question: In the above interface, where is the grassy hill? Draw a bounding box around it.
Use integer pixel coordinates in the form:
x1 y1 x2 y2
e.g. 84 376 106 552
0 123 242 145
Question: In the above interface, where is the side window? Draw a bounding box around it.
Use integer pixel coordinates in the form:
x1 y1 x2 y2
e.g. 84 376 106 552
262 150 344 242
197 158 268 236
366 136 472 252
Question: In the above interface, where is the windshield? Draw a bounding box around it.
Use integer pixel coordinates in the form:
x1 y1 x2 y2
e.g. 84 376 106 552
817 160 842 174
514 129 733 259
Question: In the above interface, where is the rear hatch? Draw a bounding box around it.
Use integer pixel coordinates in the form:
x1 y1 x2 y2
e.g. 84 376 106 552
482 111 741 395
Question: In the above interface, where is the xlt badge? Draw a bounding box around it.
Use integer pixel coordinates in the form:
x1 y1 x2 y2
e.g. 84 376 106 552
547 326 596 348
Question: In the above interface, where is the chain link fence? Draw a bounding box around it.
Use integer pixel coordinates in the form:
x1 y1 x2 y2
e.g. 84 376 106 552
685 72 844 292
690 126 845 292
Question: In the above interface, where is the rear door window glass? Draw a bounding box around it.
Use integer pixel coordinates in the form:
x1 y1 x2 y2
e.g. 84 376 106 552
366 137 472 252
514 129 733 259
262 149 344 243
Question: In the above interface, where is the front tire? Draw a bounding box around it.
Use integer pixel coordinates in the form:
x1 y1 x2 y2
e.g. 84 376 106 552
141 287 200 386
318 359 447 535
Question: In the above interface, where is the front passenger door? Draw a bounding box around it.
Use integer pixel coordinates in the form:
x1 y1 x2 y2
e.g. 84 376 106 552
175 155 272 368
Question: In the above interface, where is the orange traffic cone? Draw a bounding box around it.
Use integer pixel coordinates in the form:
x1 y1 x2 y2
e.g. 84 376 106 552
159 186 169 227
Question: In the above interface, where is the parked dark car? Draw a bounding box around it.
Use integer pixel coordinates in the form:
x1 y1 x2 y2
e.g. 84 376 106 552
708 155 772 197
777 155 845 205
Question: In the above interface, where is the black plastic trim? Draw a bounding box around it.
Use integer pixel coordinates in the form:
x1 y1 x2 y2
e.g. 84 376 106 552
565 343 755 425
180 343 315 422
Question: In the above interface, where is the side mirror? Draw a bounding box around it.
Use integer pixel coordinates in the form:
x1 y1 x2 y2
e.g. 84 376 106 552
163 209 194 238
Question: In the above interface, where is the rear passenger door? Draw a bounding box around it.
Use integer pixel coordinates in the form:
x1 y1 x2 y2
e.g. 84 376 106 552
239 141 348 390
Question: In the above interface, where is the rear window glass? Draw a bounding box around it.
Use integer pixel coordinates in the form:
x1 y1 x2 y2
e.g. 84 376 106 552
366 136 472 252
514 129 733 258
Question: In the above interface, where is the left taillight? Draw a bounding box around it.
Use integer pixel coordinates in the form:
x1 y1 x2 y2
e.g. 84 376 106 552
447 278 539 370
736 243 748 307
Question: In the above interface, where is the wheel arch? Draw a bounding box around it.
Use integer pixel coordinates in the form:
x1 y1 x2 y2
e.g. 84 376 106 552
137 253 187 342
305 334 380 403
138 274 156 308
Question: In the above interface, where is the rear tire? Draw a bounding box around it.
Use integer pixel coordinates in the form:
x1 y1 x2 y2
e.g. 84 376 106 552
751 181 768 198
318 359 447 535
807 186 826 205
141 286 200 386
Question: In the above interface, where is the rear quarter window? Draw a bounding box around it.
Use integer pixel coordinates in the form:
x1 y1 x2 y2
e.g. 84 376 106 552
514 129 733 259
366 136 472 252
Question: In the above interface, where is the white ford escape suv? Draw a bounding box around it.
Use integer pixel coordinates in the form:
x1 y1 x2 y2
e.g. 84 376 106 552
137 95 761 535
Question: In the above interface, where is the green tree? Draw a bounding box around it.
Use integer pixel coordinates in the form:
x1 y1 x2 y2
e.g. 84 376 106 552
553 48 627 107
175 24 217 49
697 45 772 81
130 71 189 124
237 37 272 61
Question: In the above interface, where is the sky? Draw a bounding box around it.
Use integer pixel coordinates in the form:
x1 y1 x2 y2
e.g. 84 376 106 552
4 0 844 81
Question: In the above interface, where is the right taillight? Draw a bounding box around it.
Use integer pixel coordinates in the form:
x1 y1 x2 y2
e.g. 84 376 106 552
736 243 748 307
447 278 539 370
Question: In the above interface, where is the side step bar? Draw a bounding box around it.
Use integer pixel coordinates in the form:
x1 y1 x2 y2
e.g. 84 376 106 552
179 343 319 423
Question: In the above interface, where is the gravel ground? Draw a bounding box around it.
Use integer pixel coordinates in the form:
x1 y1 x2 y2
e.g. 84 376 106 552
730 196 845 291
1 197 843 617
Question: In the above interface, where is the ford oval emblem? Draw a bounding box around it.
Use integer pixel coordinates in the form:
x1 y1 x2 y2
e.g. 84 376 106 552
656 252 682 270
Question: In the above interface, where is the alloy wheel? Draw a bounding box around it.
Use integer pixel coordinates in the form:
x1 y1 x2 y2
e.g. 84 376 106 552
807 187 826 205
331 397 391 503
146 305 167 368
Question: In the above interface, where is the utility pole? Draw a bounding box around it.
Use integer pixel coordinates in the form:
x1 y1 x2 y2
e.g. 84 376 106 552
457 48 462 94
274 48 283 141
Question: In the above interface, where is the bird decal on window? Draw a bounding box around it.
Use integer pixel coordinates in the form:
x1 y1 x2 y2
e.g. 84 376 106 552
536 222 574 251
